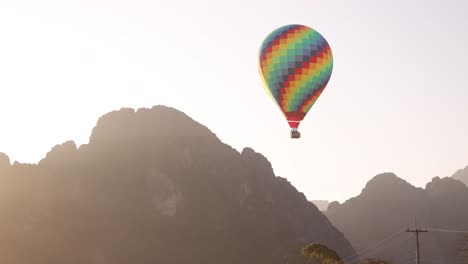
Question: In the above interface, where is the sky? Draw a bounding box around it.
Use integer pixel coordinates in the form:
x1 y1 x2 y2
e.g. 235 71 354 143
0 0 467 202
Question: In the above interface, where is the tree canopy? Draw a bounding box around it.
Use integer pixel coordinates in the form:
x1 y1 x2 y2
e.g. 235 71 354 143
302 243 343 264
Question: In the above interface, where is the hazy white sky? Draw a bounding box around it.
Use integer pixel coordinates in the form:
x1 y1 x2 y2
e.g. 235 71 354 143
1 0 467 202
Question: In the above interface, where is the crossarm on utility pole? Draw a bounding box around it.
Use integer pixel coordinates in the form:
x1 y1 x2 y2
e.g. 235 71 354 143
406 228 428 264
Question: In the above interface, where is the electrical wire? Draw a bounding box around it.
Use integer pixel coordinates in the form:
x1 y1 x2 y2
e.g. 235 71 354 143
427 228 468 234
344 233 413 264
340 229 406 262
344 233 412 263
339 227 467 264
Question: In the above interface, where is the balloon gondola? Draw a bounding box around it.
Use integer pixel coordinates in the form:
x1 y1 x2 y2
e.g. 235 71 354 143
258 24 333 138
291 128 300 139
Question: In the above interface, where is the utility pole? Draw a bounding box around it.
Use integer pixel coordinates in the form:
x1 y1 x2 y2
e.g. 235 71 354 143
406 228 428 264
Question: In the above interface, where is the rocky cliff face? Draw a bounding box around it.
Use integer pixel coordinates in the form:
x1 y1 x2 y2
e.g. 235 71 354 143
326 173 468 263
0 106 355 264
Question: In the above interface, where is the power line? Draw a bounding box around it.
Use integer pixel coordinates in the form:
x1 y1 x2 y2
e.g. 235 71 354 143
427 228 468 234
342 233 409 263
348 234 413 263
340 229 406 262
344 234 413 264
339 227 467 264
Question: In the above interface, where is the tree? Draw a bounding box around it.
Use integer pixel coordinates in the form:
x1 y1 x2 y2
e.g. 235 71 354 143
302 243 343 264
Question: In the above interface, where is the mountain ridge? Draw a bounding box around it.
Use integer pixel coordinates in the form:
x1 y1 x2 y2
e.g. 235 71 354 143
326 172 468 263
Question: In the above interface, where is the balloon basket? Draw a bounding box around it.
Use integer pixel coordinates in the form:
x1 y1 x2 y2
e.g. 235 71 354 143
290 129 301 139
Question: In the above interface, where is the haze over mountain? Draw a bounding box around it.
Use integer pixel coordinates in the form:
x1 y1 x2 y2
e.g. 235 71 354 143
310 200 330 212
0 106 355 264
452 165 468 186
326 173 468 263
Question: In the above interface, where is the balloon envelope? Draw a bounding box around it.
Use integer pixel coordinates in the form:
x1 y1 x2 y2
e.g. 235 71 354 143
258 24 333 129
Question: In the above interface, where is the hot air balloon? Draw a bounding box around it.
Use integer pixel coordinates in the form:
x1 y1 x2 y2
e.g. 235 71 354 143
258 24 333 138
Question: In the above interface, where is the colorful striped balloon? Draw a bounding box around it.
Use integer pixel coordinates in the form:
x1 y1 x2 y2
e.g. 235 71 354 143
259 24 333 133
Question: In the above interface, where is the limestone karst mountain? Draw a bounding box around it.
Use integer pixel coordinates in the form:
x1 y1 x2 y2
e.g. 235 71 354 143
0 106 355 264
326 173 468 263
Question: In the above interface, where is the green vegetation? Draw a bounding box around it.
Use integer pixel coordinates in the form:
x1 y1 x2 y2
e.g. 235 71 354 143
302 243 343 264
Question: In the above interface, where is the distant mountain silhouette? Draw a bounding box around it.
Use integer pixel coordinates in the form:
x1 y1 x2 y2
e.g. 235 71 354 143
0 106 355 264
452 165 468 186
326 172 468 263
311 200 330 211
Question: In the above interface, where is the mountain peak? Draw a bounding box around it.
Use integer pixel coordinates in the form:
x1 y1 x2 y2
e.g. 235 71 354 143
241 147 256 156
39 141 78 166
241 147 273 173
89 105 217 145
0 152 10 168
426 176 468 197
362 172 416 196
452 165 468 186
366 172 404 184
